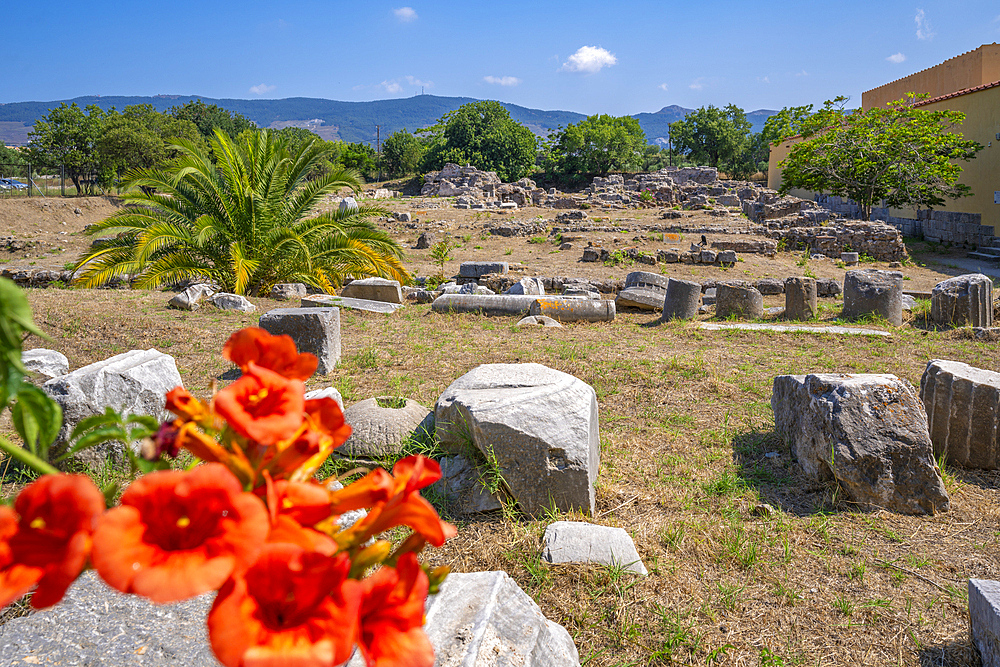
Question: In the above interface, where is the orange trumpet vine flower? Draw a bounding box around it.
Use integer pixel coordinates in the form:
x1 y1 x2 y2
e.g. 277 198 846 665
0 475 105 609
223 328 318 381
214 364 306 446
208 543 363 667
92 464 268 604
356 553 434 667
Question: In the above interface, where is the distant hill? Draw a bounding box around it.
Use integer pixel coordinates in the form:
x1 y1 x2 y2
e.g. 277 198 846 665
0 94 777 148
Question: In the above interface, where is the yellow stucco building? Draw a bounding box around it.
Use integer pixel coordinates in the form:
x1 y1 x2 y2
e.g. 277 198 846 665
768 44 1000 247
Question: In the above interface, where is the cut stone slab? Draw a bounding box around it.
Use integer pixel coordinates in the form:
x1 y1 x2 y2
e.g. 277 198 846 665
843 269 903 326
167 284 215 311
931 273 993 328
268 283 308 301
460 261 509 278
771 373 949 515
300 294 403 314
208 292 256 313
920 359 1000 469
542 521 647 575
616 287 664 310
304 386 344 412
700 322 891 336
432 454 504 513
341 277 403 304
436 363 600 516
258 307 341 375
341 397 432 458
42 350 182 467
970 579 1000 667
21 348 69 378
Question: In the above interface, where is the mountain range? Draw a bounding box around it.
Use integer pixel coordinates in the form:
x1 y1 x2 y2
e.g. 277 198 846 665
0 94 777 148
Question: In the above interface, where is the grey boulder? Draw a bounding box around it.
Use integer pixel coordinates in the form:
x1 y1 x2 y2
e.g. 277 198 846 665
542 521 647 575
432 454 505 513
506 277 545 296
208 293 256 313
258 307 341 375
341 397 433 458
436 363 600 516
772 373 949 514
21 348 69 378
268 283 308 301
338 196 358 214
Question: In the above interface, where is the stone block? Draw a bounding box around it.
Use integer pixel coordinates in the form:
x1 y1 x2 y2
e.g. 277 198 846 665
717 250 737 265
700 249 717 264
716 281 764 319
542 521 647 575
300 295 403 314
167 284 215 311
304 386 344 412
841 252 859 266
506 277 545 296
931 274 993 328
660 278 701 321
920 359 1000 469
209 292 256 313
258 307 341 374
970 579 1000 667
624 270 670 292
436 363 600 516
414 232 435 249
338 197 358 214
21 348 68 379
268 283 307 301
784 277 817 321
754 278 784 295
615 288 664 311
341 277 403 304
772 373 949 514
459 261 509 278
843 269 903 326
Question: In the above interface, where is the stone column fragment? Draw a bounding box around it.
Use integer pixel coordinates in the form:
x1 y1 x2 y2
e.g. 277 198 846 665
931 273 993 328
660 278 702 321
784 277 817 321
920 359 1000 469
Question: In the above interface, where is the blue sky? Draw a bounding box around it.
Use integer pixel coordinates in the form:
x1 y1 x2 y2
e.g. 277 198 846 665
3 1 999 114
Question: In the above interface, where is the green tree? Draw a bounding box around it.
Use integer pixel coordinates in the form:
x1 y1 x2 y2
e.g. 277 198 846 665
669 105 752 170
97 106 205 187
169 100 256 139
779 95 983 220
338 142 378 181
0 142 26 168
74 129 408 295
546 114 647 179
25 103 107 194
421 101 537 182
380 129 425 178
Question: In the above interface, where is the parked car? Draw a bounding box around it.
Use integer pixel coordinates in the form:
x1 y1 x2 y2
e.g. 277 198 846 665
0 178 27 190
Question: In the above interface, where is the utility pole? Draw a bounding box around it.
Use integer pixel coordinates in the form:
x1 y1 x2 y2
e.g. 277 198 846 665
376 125 382 182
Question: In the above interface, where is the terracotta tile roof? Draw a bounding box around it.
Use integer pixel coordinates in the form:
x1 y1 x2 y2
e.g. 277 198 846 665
913 79 1000 107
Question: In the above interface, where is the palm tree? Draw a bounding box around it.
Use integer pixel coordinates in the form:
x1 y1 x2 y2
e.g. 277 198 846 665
74 129 408 295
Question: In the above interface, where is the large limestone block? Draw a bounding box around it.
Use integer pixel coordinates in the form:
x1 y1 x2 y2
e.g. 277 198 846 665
771 373 949 515
543 521 647 575
931 273 993 328
341 277 403 304
22 348 68 378
460 261 508 278
716 281 764 319
615 288 663 311
42 350 182 465
920 359 1000 469
842 269 903 326
341 397 433 458
258 307 341 375
436 363 600 516
970 579 1000 667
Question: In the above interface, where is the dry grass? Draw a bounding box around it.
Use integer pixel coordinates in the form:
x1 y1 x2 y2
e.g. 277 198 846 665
7 285 999 666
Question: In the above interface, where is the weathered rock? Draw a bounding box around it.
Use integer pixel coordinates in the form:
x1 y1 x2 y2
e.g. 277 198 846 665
816 277 842 297
460 261 509 278
268 283 308 301
393 211 411 222
920 359 1000 469
436 363 600 516
660 278 701 321
506 277 545 296
616 288 664 310
209 292 256 313
414 232 435 249
432 454 504 513
931 274 994 328
338 197 358 214
772 373 949 514
841 252 859 266
970 579 1000 667
21 348 69 378
716 281 764 319
42 350 182 466
516 315 564 328
258 307 341 375
784 277 817 321
341 397 432 458
542 521 647 575
304 386 344 412
581 247 602 262
754 278 784 295
842 269 903 326
410 289 437 304
167 284 215 311
342 277 403 304
716 250 737 265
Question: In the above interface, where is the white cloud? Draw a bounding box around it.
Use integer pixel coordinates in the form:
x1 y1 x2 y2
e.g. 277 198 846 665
757 76 771 84
484 75 521 86
689 78 706 91
380 80 403 93
887 52 907 63
249 83 275 95
915 9 934 40
393 7 417 22
405 75 432 87
561 46 617 73
658 83 668 91
795 70 809 77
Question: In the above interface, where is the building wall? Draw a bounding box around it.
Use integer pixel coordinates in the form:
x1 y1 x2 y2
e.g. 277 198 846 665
862 43 1000 109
